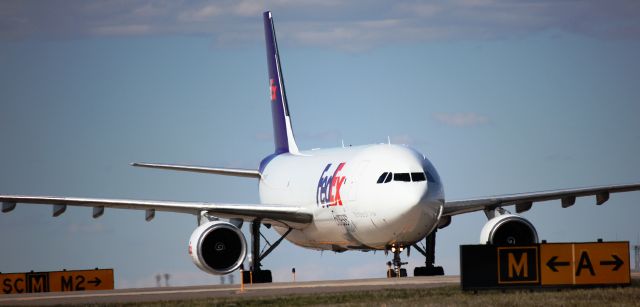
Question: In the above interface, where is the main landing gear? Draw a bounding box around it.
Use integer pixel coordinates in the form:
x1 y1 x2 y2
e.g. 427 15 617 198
242 220 291 284
385 230 445 278
413 230 445 276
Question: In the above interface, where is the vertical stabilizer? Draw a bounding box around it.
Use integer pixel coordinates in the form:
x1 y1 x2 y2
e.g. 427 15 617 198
264 11 299 154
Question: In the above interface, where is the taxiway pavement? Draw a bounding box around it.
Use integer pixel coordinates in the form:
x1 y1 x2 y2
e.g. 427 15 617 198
0 275 460 306
3 273 639 306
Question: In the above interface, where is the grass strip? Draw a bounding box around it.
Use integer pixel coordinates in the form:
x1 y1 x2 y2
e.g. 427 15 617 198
91 279 640 307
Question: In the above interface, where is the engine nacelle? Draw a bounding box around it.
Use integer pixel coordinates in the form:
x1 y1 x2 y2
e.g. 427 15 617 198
480 214 538 245
189 221 247 275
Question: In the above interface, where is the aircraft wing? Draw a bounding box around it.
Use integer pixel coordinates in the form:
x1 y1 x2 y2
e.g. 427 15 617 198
0 195 312 228
443 183 640 216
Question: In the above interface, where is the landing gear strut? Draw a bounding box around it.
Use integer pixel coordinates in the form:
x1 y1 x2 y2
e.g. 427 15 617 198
413 230 445 276
242 220 291 284
386 245 408 277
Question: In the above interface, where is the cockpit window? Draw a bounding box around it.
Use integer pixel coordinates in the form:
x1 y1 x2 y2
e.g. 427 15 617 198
411 172 426 182
384 172 392 183
394 173 411 182
377 171 428 183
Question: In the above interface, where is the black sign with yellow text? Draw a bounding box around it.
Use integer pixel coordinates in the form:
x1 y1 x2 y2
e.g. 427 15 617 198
461 242 630 290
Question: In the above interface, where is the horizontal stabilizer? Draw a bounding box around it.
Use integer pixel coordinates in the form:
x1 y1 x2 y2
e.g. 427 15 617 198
131 162 261 179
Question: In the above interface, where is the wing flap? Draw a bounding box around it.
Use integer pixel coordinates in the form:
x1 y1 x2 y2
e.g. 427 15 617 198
444 183 640 216
2 201 16 213
0 195 312 228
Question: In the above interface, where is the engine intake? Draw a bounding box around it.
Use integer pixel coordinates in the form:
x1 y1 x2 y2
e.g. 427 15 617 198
480 214 538 245
189 221 247 275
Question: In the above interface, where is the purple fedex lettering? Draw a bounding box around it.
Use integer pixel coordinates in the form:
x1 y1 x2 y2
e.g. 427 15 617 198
316 164 332 206
316 163 346 207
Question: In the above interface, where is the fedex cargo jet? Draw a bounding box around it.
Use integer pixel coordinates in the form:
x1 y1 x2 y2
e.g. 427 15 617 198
2 11 639 282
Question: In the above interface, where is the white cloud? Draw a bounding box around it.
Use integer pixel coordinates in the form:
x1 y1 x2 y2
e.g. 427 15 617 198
297 130 342 142
391 134 414 145
1 1 639 49
91 24 152 36
230 0 265 17
433 112 489 127
395 3 443 17
177 4 222 23
132 2 171 18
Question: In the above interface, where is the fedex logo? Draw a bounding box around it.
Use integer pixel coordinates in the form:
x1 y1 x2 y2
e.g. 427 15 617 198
316 162 347 207
270 79 277 101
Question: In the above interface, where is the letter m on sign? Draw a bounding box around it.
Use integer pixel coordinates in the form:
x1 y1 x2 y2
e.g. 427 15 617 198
25 272 50 293
498 246 540 284
508 252 528 278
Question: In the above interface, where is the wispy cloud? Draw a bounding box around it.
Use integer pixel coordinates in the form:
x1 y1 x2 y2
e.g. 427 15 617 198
1 1 638 49
433 112 489 128
177 4 223 23
91 24 152 36
297 130 342 142
390 134 414 145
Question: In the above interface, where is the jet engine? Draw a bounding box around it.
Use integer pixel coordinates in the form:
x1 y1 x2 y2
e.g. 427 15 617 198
189 221 247 275
479 214 538 245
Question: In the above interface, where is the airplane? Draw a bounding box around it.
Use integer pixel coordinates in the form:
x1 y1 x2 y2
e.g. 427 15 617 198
2 11 640 283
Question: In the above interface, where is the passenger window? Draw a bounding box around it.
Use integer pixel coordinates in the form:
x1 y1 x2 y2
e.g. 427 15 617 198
411 172 426 182
394 173 411 182
384 172 393 183
377 172 388 184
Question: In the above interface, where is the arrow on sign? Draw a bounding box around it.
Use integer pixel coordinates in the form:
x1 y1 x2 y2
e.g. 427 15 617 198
599 255 623 271
546 256 570 272
88 277 102 287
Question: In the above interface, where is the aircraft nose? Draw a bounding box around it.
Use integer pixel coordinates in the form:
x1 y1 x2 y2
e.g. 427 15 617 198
398 158 444 236
389 178 431 220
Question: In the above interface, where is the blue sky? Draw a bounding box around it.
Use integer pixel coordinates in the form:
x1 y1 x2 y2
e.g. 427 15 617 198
1 1 639 287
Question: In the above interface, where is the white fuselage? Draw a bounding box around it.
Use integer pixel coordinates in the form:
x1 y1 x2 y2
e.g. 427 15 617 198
259 144 445 251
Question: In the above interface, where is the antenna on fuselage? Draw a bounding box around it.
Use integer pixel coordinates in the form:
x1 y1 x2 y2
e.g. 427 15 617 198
387 136 391 145
342 139 345 148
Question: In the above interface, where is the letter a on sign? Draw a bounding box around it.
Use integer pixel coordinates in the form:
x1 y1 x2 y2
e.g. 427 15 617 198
576 251 595 276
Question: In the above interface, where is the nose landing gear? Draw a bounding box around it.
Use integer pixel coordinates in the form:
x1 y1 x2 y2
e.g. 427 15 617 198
385 230 445 278
386 244 408 277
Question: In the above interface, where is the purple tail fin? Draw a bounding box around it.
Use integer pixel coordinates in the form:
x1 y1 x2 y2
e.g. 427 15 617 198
264 11 299 154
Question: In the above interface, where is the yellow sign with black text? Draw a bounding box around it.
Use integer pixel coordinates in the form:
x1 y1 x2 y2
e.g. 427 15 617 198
1 269 114 294
540 242 630 286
